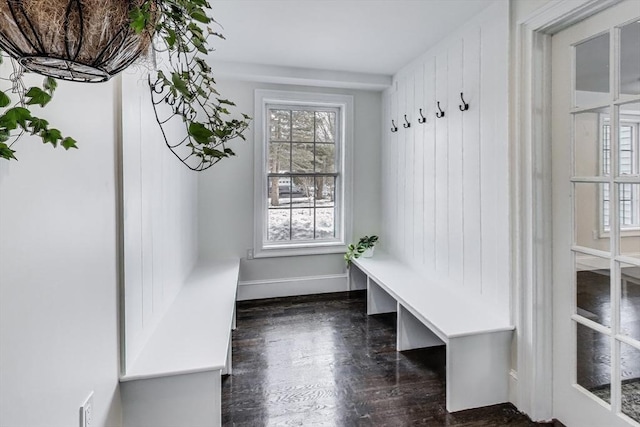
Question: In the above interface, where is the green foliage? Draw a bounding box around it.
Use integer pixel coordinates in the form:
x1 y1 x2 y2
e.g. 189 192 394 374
132 0 251 170
0 61 76 160
1 0 249 168
344 235 379 265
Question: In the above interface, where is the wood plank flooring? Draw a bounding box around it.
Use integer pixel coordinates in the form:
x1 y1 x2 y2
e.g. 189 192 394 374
222 291 557 426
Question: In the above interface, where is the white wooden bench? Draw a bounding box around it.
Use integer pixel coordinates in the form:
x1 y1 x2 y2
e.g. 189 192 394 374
352 252 514 412
120 259 240 427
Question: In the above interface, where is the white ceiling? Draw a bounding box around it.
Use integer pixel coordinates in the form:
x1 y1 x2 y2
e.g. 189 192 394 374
209 0 495 76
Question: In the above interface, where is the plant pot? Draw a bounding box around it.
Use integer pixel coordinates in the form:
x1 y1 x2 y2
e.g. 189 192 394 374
0 0 154 82
362 246 375 258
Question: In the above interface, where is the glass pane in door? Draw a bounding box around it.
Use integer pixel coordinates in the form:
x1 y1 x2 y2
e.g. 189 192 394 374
574 108 610 177
619 21 640 99
577 322 612 403
575 182 611 252
620 341 640 422
575 33 610 107
576 256 611 327
620 262 640 342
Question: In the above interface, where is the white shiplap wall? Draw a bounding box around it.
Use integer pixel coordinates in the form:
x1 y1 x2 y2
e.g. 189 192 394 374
381 1 510 322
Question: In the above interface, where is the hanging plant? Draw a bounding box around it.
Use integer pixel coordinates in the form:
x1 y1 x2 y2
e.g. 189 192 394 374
0 0 250 170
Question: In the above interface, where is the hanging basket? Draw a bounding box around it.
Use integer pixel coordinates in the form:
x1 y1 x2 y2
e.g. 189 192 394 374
0 0 154 82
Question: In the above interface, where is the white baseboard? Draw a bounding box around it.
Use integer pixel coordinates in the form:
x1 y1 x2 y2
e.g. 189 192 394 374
237 274 349 301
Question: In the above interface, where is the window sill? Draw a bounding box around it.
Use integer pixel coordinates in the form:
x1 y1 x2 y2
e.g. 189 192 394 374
254 242 347 259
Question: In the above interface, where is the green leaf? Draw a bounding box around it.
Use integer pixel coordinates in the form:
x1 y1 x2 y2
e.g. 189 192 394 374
129 7 148 33
43 77 57 94
28 117 49 134
188 122 213 144
0 91 10 108
0 107 31 130
61 137 77 150
171 73 192 99
189 8 210 24
40 128 63 147
0 142 16 160
25 87 52 107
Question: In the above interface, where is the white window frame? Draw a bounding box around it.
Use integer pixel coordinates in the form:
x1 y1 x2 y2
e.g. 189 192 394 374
253 90 353 258
599 112 640 237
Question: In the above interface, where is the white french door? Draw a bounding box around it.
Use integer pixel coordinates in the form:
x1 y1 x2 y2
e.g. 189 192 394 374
552 1 640 426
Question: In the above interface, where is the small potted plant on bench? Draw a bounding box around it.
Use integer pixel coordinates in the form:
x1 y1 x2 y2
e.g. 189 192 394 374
344 235 378 265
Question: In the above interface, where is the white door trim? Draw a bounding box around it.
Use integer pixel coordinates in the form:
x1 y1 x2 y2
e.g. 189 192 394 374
513 0 623 421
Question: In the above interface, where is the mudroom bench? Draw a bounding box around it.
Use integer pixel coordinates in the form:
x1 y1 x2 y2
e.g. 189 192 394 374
120 259 240 427
352 252 514 412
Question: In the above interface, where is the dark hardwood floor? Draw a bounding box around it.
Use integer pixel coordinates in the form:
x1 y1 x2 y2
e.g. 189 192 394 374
222 291 556 426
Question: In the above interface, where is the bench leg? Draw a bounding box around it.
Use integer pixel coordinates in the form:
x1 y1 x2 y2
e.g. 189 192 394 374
397 304 445 351
121 370 221 427
367 277 397 315
446 331 512 412
222 334 232 376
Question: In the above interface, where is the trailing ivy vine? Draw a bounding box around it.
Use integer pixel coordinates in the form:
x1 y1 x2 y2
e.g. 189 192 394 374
0 54 77 161
0 0 250 170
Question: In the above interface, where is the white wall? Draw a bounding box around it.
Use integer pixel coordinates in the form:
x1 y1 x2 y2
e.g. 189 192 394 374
0 77 122 426
120 69 199 372
198 79 381 299
380 1 511 323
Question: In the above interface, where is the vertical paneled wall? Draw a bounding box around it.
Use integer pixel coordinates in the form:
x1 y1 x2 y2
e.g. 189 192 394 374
121 69 199 370
381 2 509 321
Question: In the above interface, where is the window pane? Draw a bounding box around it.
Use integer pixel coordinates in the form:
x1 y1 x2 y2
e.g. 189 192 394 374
269 143 290 174
619 102 640 177
575 108 609 177
291 176 313 208
268 209 290 241
291 208 314 240
315 111 336 142
315 176 335 208
576 255 611 328
619 183 640 229
268 177 288 208
315 208 335 239
315 144 336 173
292 111 314 142
575 32 610 107
620 21 640 98
620 341 640 423
270 110 291 141
292 143 314 173
575 182 610 251
620 262 640 342
577 322 611 403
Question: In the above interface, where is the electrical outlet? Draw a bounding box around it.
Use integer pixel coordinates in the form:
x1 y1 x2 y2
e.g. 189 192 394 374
79 391 94 427
247 249 254 260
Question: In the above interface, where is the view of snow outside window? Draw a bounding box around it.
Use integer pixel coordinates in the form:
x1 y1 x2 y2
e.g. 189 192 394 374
267 107 339 242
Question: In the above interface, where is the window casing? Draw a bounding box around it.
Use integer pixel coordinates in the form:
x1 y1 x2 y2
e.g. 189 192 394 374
254 90 353 257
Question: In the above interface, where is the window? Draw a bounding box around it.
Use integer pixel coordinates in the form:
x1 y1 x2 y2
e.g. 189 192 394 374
601 116 640 232
254 90 353 257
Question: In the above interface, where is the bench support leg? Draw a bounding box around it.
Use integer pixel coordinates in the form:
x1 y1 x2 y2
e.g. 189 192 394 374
446 331 512 412
367 278 397 315
121 370 221 427
222 334 232 376
397 304 445 351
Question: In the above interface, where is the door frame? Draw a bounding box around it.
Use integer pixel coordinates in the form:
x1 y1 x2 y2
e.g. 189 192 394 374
514 0 624 421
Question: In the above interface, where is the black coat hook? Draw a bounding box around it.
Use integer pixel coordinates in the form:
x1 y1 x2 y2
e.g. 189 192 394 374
391 120 398 133
436 101 445 118
459 92 469 111
418 108 426 124
403 114 411 128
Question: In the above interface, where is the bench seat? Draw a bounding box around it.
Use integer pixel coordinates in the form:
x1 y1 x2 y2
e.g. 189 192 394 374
352 251 514 412
121 258 240 427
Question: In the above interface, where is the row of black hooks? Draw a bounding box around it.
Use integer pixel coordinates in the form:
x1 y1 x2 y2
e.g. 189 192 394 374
391 92 470 132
